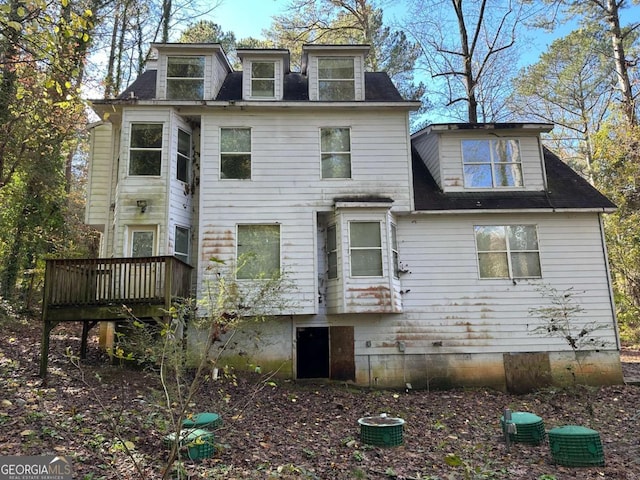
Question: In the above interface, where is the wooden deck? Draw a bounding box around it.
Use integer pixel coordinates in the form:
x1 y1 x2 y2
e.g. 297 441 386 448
40 256 193 378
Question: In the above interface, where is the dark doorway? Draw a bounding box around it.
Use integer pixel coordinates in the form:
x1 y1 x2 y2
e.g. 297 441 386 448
296 326 356 381
296 327 329 378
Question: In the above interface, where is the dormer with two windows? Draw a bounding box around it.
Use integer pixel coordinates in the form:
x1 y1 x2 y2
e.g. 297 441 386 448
411 123 554 193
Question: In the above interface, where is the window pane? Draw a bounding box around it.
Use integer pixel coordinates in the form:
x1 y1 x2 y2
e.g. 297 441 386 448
493 140 521 163
319 58 354 79
168 57 204 77
464 164 493 188
319 81 355 101
511 252 541 278
508 225 538 250
321 128 349 151
350 222 381 247
237 225 280 279
351 250 383 276
167 79 204 100
327 225 338 279
132 232 154 258
130 150 161 176
462 140 490 163
175 227 189 263
322 154 351 178
252 62 275 78
131 124 163 148
178 129 190 156
221 128 251 152
478 252 509 278
251 79 274 97
493 163 523 187
475 226 506 251
221 154 251 179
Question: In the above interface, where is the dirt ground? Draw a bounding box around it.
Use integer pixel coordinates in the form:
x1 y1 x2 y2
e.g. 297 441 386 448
1 316 639 480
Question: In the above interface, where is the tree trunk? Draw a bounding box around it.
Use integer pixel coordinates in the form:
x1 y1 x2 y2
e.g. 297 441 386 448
602 0 637 125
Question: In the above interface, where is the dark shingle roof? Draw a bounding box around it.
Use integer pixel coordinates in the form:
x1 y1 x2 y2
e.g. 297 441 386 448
118 70 157 100
117 70 404 102
411 147 615 211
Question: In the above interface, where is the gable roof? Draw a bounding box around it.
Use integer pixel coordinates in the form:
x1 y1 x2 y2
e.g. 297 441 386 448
411 147 616 212
117 70 405 102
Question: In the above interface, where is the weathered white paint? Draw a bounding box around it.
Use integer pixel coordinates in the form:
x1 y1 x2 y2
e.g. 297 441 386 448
411 130 440 185
414 129 546 192
196 108 414 315
85 122 113 229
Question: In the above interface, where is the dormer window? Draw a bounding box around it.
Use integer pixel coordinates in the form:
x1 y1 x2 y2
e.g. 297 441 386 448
251 62 276 98
167 56 205 100
318 58 355 101
462 139 523 188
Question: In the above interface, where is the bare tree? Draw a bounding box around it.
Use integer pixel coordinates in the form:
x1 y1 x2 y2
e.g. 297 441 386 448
406 0 531 122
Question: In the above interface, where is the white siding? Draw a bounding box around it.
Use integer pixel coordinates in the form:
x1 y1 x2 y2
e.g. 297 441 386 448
437 132 546 192
374 212 617 355
197 108 413 315
85 123 114 228
412 131 441 185
113 108 172 256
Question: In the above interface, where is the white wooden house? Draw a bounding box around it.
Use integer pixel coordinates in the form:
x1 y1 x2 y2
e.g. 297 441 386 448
84 43 623 391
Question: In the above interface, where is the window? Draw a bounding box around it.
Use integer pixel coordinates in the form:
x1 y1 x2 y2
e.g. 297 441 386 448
175 226 190 264
129 124 163 176
130 229 155 257
237 224 280 279
167 56 205 100
251 62 275 97
318 58 355 101
327 225 338 279
321 128 351 178
177 129 191 183
221 128 251 179
475 225 541 279
349 222 382 277
462 139 523 188
391 224 399 278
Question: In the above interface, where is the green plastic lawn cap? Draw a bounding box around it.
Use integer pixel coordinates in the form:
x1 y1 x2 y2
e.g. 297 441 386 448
548 425 599 436
502 412 542 424
182 412 222 428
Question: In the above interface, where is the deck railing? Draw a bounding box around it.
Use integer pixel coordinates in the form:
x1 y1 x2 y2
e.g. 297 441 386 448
43 256 193 307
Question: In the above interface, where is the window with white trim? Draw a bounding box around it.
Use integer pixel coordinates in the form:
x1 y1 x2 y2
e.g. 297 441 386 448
167 56 205 100
321 127 351 179
236 224 280 279
175 226 190 264
474 225 541 279
318 57 355 101
251 61 275 98
129 124 163 176
462 139 523 188
349 221 383 277
221 128 251 179
177 129 191 183
327 225 338 279
391 224 399 278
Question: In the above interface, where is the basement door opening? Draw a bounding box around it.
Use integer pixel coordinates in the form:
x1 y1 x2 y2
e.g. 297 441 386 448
296 326 355 381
